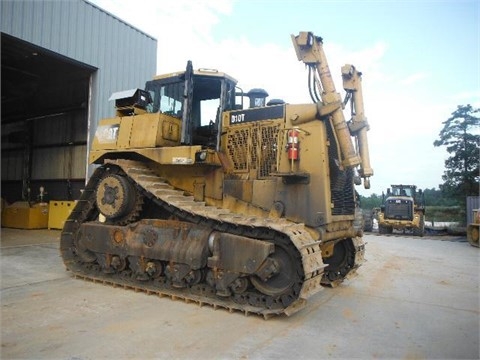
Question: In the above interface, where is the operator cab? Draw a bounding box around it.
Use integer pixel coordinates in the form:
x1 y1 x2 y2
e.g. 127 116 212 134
390 185 415 197
145 61 238 149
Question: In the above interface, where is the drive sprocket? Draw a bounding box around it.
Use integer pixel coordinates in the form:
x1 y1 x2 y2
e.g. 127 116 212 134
95 170 143 225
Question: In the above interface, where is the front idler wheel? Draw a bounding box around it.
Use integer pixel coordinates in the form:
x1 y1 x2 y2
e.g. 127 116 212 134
250 246 295 297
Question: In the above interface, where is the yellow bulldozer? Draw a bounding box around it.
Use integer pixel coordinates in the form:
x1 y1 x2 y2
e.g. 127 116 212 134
60 32 373 317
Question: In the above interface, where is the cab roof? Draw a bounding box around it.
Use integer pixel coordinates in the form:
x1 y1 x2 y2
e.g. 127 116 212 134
391 184 417 189
153 68 238 84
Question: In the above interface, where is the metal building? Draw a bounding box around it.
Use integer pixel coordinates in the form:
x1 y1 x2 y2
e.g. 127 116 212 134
467 196 480 225
1 0 157 203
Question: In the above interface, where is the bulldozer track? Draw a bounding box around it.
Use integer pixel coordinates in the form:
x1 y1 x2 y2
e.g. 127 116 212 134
61 159 363 318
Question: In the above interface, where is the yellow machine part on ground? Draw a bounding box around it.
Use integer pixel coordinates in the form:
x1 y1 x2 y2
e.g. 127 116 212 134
2 202 49 229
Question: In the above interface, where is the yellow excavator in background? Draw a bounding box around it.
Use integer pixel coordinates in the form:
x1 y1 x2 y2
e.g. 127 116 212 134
60 32 373 317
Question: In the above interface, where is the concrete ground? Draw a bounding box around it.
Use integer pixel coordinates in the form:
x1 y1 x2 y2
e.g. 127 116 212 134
1 228 478 360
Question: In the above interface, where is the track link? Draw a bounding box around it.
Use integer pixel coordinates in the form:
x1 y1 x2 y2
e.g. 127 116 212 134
61 159 363 318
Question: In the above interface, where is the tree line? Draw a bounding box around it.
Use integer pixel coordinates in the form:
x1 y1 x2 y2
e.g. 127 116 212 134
359 188 460 210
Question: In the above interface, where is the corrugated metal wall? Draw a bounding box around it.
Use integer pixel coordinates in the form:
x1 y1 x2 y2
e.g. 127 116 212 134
467 196 480 224
1 0 157 189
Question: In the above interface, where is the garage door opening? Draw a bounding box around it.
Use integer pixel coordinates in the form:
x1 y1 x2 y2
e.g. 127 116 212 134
1 33 96 204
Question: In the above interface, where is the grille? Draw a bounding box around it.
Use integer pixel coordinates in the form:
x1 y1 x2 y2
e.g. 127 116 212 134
259 125 279 177
251 126 259 170
226 124 279 178
330 168 356 215
226 128 250 171
325 119 355 215
385 199 413 220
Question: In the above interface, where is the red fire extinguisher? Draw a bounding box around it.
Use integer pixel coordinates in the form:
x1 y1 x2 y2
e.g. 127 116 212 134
287 128 299 160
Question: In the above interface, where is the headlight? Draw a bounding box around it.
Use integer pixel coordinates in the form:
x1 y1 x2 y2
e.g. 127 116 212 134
195 151 207 162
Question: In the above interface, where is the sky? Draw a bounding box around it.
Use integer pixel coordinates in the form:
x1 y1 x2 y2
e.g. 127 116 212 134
90 0 479 196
